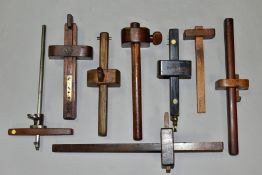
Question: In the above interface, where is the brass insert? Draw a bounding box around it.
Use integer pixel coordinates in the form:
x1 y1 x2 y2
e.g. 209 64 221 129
66 75 72 102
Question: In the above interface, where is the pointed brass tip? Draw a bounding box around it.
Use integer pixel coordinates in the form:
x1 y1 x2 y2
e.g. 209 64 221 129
34 142 40 151
170 115 178 132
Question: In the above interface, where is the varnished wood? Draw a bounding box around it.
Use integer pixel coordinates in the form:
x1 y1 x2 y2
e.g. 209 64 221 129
8 128 73 136
184 26 215 113
52 142 223 152
215 18 249 155
183 28 215 40
63 19 77 120
121 22 162 140
131 42 142 140
225 19 238 155
48 14 93 120
98 32 109 136
49 45 93 58
195 30 205 113
87 32 120 136
215 78 249 90
87 69 120 87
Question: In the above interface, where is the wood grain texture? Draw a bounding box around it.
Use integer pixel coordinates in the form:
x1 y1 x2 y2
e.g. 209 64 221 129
98 32 109 136
48 15 93 120
195 31 205 113
215 78 249 90
8 128 73 135
63 23 77 120
52 142 223 152
215 19 249 155
183 28 215 40
131 43 142 140
224 18 238 155
48 45 93 59
121 23 162 140
121 27 150 48
87 32 121 136
87 69 120 87
183 26 215 113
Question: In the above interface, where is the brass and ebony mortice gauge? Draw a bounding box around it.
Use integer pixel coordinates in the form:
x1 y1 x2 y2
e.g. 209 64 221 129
49 14 93 120
157 29 191 130
8 25 73 150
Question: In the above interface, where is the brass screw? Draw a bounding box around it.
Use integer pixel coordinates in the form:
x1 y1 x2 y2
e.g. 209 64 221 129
171 39 176 45
11 129 16 135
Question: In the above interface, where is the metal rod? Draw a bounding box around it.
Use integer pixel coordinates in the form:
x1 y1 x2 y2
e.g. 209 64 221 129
36 25 46 115
35 25 46 151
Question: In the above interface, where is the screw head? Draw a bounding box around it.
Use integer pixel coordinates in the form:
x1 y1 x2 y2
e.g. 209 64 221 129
11 129 16 135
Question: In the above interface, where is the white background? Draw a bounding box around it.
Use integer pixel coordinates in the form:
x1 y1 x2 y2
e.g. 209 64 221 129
0 0 261 174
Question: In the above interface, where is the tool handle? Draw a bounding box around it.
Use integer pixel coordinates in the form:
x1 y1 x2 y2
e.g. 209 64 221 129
131 43 142 140
98 32 109 136
224 18 238 155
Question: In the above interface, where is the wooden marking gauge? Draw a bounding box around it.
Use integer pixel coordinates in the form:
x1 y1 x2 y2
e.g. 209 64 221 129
157 29 191 131
121 22 162 140
215 18 249 155
48 14 93 120
87 32 120 136
8 25 73 150
53 112 223 173
184 26 215 113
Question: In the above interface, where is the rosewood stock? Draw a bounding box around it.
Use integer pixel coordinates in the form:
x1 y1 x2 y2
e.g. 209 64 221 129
121 22 162 140
215 18 249 155
48 14 93 120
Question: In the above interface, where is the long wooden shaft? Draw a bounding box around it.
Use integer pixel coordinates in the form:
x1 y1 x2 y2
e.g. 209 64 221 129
63 20 77 119
224 18 238 155
52 142 223 153
195 34 205 113
131 43 142 140
98 32 109 136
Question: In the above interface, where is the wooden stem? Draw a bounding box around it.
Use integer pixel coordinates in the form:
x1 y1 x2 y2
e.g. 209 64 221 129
195 35 205 113
224 18 238 155
63 23 77 119
98 32 109 136
131 43 142 140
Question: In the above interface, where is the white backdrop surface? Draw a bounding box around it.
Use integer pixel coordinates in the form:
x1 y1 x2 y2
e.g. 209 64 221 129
0 0 261 174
